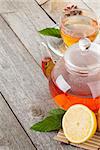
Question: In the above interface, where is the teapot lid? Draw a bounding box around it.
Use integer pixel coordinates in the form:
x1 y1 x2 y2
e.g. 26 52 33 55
64 38 100 74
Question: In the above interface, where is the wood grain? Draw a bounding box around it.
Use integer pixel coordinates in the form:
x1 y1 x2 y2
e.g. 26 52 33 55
1 0 99 150
42 0 100 23
83 0 100 17
0 0 25 13
0 15 80 150
1 0 57 66
0 0 38 14
35 0 49 5
0 93 36 150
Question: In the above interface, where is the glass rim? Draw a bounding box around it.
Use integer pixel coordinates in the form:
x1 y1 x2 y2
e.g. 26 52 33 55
60 8 99 39
60 8 99 22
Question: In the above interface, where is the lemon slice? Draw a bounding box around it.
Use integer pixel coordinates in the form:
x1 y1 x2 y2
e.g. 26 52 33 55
62 104 97 144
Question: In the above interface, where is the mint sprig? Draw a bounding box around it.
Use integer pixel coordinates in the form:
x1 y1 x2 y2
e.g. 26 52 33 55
31 108 66 132
39 28 61 38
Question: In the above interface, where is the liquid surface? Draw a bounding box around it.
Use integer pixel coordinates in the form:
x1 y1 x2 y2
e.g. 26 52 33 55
42 57 100 112
49 77 100 112
61 15 98 46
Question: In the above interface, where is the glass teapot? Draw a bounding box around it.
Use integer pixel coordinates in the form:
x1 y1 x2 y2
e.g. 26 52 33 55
41 38 100 112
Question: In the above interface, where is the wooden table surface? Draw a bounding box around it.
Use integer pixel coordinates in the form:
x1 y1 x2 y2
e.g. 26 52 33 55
0 0 100 150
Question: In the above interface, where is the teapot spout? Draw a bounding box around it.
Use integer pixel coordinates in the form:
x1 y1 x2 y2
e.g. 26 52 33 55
41 42 55 78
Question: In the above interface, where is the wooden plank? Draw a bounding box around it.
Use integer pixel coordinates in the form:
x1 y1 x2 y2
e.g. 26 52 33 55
82 0 100 18
1 0 58 66
0 16 79 150
0 0 38 14
0 0 25 13
35 0 49 5
0 0 16 13
42 0 100 23
0 93 36 150
1 0 100 64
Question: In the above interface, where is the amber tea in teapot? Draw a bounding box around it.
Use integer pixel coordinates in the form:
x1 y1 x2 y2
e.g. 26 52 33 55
49 60 100 112
42 39 100 112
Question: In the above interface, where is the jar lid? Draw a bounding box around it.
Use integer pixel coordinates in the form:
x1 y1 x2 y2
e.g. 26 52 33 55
64 38 100 74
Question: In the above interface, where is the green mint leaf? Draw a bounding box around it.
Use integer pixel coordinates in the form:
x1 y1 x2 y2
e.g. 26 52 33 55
31 108 66 132
49 108 66 116
31 115 62 132
39 28 61 38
